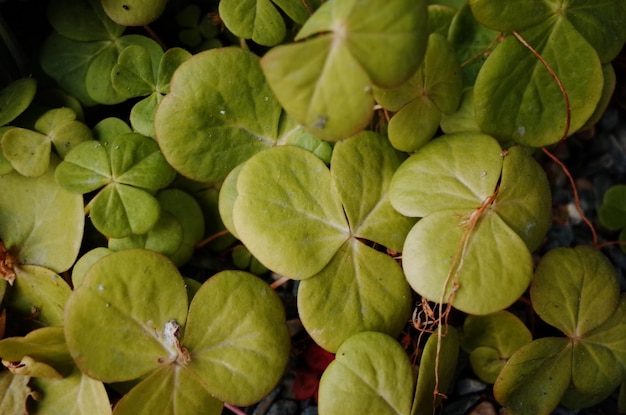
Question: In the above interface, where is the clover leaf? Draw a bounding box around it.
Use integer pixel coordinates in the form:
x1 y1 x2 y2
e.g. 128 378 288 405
64 249 290 413
390 133 551 315
1 107 91 177
0 77 37 126
101 0 167 26
227 131 415 351
374 33 462 152
55 133 175 238
495 247 626 414
261 0 428 140
469 0 625 146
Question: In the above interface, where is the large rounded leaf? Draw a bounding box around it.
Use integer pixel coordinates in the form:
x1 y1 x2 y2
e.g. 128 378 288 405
402 209 533 315
389 133 502 218
156 47 282 183
298 240 411 353
182 271 290 406
64 249 189 382
233 145 349 279
318 331 415 415
531 246 620 337
0 158 84 273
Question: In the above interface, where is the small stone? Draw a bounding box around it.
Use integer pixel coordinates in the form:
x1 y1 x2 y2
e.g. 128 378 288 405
468 400 496 415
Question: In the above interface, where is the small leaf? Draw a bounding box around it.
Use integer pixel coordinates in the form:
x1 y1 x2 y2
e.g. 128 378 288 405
64 249 189 382
112 45 158 98
0 77 37 126
318 331 415 415
219 0 286 46
599 185 626 230
108 211 184 257
461 311 532 383
531 246 620 337
47 0 124 41
71 247 113 288
183 271 290 406
1 128 51 177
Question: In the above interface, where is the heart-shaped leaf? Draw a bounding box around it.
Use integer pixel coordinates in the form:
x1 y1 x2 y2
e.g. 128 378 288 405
0 158 84 273
494 338 572 415
108 211 184 257
599 185 626 230
318 331 415 415
47 0 124 42
219 0 287 46
233 145 349 279
261 0 428 140
297 239 412 352
531 246 620 337
64 249 189 382
473 19 603 146
156 47 282 183
182 270 290 406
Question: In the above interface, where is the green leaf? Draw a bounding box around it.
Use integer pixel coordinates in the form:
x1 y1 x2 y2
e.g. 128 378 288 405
112 45 159 98
233 145 349 279
531 246 620 337
129 93 161 138
112 366 222 415
71 248 113 288
402 209 533 315
108 211 184 257
599 185 626 230
0 77 37 126
219 0 286 46
183 271 290 406
584 294 626 372
156 47 282 182
156 189 205 266
389 133 503 218
412 328 459 415
461 311 532 383
440 88 481 133
427 4 457 36
89 183 161 241
0 327 73 377
156 48 192 95
261 0 428 140
48 0 123 41
448 2 500 86
0 158 84 272
298 239 412 353
8 265 71 327
93 117 132 144
0 372 31 415
1 128 51 177
494 146 552 252
101 0 167 26
30 369 111 415
331 131 415 252
318 331 415 415
470 0 626 63
64 249 189 382
494 338 572 415
473 21 603 146
55 140 112 193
